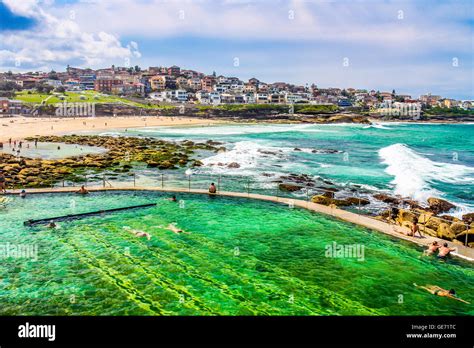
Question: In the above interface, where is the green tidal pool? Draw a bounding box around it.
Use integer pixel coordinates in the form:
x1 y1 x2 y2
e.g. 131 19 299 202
0 191 473 315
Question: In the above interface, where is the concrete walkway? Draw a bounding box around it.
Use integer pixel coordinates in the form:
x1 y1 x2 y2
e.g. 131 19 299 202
4 185 473 262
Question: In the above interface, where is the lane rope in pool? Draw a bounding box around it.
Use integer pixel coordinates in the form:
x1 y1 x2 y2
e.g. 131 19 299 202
23 202 157 226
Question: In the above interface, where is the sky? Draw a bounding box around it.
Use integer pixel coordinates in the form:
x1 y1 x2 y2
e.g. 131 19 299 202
0 0 473 99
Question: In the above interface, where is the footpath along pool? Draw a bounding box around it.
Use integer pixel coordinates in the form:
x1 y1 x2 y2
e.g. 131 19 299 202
0 190 473 315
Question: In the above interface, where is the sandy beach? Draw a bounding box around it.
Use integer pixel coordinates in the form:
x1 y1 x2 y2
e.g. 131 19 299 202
0 116 223 143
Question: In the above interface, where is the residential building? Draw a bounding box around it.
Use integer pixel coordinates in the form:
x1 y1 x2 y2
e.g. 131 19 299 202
167 65 181 76
173 89 188 102
256 93 269 104
149 75 167 91
268 93 285 104
94 78 122 92
201 76 216 92
0 97 9 114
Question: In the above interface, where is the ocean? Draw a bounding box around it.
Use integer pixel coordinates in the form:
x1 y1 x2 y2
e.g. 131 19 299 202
99 122 474 216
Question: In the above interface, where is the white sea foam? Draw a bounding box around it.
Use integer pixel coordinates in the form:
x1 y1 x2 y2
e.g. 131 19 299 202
137 124 319 136
363 123 392 130
193 141 288 176
378 143 474 205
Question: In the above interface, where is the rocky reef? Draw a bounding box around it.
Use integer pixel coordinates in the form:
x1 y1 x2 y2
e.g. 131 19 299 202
273 171 474 248
0 135 220 188
373 197 473 247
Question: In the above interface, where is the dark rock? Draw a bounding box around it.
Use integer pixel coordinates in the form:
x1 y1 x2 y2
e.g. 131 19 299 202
427 197 456 214
278 183 303 192
373 194 401 204
461 212 474 223
227 162 241 168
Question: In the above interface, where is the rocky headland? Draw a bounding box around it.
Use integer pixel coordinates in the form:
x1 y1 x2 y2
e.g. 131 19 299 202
0 135 220 188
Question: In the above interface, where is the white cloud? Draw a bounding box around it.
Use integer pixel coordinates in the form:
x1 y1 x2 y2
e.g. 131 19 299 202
56 0 472 52
0 0 141 70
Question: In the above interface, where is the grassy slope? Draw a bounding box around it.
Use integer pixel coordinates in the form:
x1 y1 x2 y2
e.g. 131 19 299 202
14 91 176 110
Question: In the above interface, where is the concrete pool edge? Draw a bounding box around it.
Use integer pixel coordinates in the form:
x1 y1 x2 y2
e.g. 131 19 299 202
4 186 474 262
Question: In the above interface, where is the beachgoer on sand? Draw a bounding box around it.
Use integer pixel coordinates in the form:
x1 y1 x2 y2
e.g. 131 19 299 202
414 283 470 304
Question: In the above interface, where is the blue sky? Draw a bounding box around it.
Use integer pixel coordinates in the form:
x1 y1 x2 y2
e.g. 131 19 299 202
0 0 473 99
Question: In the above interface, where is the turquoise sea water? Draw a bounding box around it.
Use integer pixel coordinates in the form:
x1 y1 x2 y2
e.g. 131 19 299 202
0 191 473 315
99 123 474 215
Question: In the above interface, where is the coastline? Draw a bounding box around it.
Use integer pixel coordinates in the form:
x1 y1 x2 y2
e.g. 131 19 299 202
1 114 472 144
0 116 224 143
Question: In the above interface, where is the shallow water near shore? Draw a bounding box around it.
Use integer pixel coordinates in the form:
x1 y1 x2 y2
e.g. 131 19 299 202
1 191 473 315
1 141 107 159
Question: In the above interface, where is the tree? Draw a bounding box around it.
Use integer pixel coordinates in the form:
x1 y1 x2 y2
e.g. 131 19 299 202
35 83 44 93
134 65 141 72
44 85 53 94
56 86 66 93
0 81 20 91
48 70 59 80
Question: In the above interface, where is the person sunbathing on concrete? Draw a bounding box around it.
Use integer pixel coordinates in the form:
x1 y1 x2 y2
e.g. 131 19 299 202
123 226 151 240
438 243 456 260
423 241 441 256
414 283 470 304
76 185 89 195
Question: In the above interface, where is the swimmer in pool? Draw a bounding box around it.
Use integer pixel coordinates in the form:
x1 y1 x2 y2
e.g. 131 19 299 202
414 283 470 304
438 243 456 260
123 226 151 240
157 223 190 234
423 241 441 256
76 185 89 195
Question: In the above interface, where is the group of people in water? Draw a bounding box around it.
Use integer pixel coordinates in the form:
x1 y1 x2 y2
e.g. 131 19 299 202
424 241 456 260
122 195 189 241
1 138 39 157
